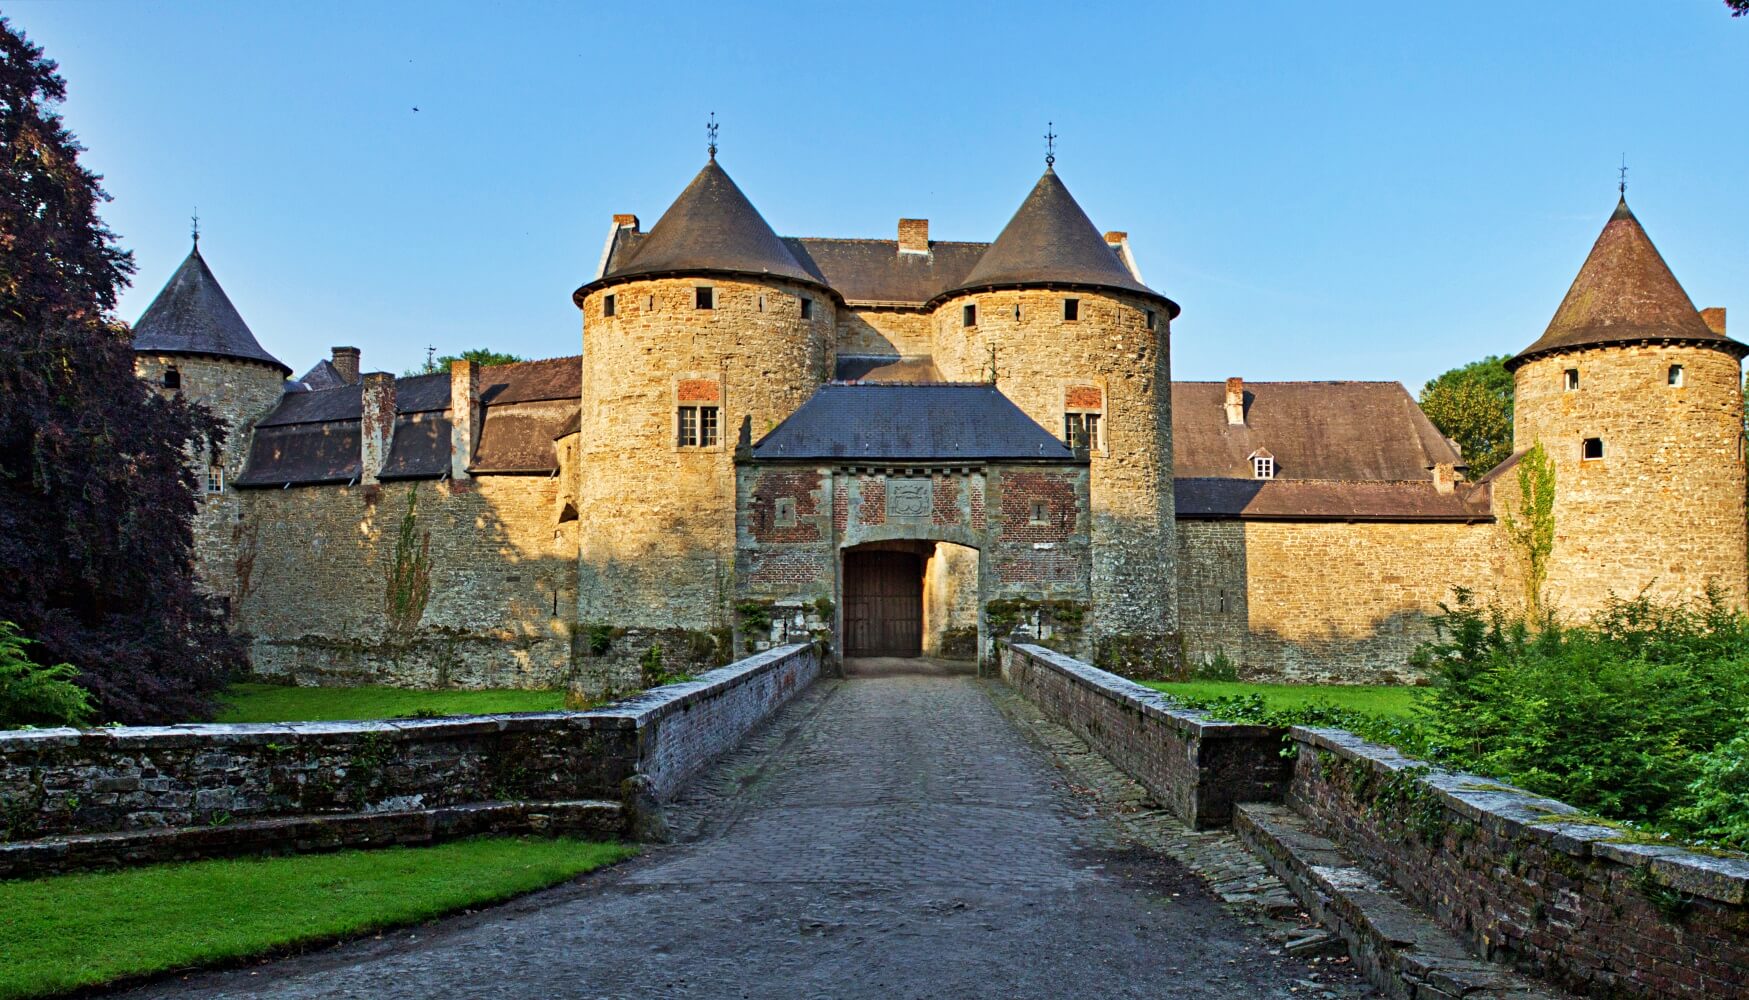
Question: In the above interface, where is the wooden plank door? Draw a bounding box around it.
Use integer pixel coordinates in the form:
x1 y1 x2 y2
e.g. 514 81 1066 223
843 551 923 657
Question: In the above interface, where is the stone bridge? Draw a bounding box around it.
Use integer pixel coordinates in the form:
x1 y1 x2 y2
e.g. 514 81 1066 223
6 645 1746 999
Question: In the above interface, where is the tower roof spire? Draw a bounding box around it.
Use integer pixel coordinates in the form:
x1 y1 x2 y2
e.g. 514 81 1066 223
707 111 718 161
132 244 289 375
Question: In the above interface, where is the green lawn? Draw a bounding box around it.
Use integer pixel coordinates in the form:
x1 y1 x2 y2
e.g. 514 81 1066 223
1145 680 1424 718
215 683 566 723
0 837 635 999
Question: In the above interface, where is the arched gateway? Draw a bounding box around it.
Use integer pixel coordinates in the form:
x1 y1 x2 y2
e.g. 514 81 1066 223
734 382 1093 667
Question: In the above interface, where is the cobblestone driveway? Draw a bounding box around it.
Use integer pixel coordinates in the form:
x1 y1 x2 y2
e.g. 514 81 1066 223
128 661 1372 999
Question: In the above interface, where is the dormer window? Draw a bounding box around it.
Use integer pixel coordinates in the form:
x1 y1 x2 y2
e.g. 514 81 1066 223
1564 368 1579 391
1064 298 1080 321
1668 364 1684 387
962 303 977 328
695 286 714 310
163 366 181 390
1250 450 1276 479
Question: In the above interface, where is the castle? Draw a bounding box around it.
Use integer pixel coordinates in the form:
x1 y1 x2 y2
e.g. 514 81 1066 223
130 155 1746 695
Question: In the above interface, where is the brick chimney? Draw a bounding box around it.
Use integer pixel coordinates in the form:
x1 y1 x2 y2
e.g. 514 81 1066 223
449 359 480 481
360 372 396 487
331 346 361 385
898 218 929 255
1224 377 1246 426
1432 462 1459 495
613 213 640 234
1701 307 1727 336
1104 231 1127 248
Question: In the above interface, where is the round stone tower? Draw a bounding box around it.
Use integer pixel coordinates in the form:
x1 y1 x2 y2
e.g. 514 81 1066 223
132 240 290 601
572 157 835 683
929 168 1182 673
1506 197 1746 616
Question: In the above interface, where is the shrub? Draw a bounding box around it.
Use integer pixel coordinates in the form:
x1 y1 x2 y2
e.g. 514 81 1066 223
1673 717 1749 850
0 621 93 728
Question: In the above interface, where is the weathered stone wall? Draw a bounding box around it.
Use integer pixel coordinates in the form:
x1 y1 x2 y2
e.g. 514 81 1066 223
837 307 932 358
1289 726 1749 1000
1513 344 1748 616
1176 518 1505 682
933 289 1176 672
236 476 579 691
0 643 820 876
998 642 1290 828
135 353 287 601
922 541 979 658
577 276 833 680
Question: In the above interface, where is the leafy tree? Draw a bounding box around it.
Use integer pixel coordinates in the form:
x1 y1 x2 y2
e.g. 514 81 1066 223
0 18 243 723
1419 355 1514 476
405 347 524 376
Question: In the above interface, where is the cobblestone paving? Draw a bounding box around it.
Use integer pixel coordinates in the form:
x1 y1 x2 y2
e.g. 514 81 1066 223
127 661 1376 999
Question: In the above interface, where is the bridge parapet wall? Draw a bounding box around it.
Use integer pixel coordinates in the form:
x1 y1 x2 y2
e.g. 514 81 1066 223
998 641 1288 827
0 644 820 877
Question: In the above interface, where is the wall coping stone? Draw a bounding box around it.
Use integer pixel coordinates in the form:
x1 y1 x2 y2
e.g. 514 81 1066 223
1009 643 1281 740
1292 724 1749 906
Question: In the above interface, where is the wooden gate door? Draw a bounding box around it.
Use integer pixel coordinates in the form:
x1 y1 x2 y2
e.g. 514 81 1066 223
843 551 923 657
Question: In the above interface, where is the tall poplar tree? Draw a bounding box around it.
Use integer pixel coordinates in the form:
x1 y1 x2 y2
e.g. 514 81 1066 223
0 17 242 723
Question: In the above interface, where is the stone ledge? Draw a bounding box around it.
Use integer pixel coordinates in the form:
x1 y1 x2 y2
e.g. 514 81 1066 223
0 799 625 880
1236 802 1570 1000
1292 725 1749 906
1009 643 1283 740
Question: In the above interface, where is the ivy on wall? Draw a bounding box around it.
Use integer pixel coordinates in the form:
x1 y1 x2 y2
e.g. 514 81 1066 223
384 486 433 634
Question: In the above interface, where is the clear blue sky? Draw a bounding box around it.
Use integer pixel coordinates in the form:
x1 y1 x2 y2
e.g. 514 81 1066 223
10 1 1747 389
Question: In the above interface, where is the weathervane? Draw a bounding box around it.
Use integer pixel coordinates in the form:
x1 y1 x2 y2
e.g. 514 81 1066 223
1619 154 1628 196
191 208 200 248
707 112 719 160
1044 122 1057 168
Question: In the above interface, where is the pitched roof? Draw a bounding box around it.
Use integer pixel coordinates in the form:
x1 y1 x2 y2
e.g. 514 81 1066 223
1171 381 1463 481
938 169 1177 314
297 358 348 391
131 245 290 375
1175 478 1490 522
833 355 946 383
1509 198 1744 369
578 159 823 300
751 383 1077 462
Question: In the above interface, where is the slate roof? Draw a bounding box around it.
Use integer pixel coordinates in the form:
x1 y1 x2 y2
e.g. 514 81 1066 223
297 358 348 391
1509 198 1745 369
132 245 290 375
938 169 1177 315
1175 478 1491 522
833 355 946 383
577 159 824 301
1171 381 1462 481
752 383 1077 463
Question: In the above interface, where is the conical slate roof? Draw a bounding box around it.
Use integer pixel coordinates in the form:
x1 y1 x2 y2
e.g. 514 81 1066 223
579 159 824 298
940 168 1177 314
1508 198 1741 369
132 245 289 375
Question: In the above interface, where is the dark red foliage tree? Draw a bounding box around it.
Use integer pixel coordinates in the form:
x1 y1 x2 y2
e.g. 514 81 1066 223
1731 1 1749 17
0 16 243 723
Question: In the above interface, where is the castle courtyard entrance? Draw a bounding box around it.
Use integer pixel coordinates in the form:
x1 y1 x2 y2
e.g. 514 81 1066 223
842 548 924 657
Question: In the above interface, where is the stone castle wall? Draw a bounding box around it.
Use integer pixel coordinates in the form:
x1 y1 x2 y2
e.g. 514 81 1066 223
1176 519 1505 682
932 289 1176 672
1513 344 1748 617
135 353 287 602
236 477 579 691
837 307 932 357
574 276 835 677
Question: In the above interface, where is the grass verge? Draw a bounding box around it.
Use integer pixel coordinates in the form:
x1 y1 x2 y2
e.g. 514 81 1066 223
0 836 635 999
1145 680 1423 718
214 683 566 723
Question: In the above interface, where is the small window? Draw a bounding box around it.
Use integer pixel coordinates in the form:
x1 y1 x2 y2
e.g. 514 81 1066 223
645 294 655 310
1583 437 1604 460
774 497 797 528
206 465 224 494
800 296 813 320
1064 298 1080 321
1668 364 1684 387
1029 500 1049 524
163 366 181 389
1564 368 1579 391
678 405 720 448
1064 411 1101 449
962 303 977 328
1145 309 1157 331
1013 304 1021 321
757 294 766 312
1253 455 1276 479
695 286 714 310
602 294 616 317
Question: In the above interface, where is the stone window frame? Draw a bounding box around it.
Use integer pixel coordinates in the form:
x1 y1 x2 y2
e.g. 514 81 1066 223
695 285 715 311
1582 437 1604 461
962 302 977 328
205 464 224 495
800 296 814 320
672 375 726 453
1564 367 1579 392
163 365 181 390
603 293 616 318
774 497 798 528
1060 379 1109 455
1063 297 1080 322
1668 363 1685 387
1144 307 1158 332
1029 499 1050 525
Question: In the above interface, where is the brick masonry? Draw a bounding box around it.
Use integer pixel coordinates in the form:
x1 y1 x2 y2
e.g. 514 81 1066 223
0 644 821 876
